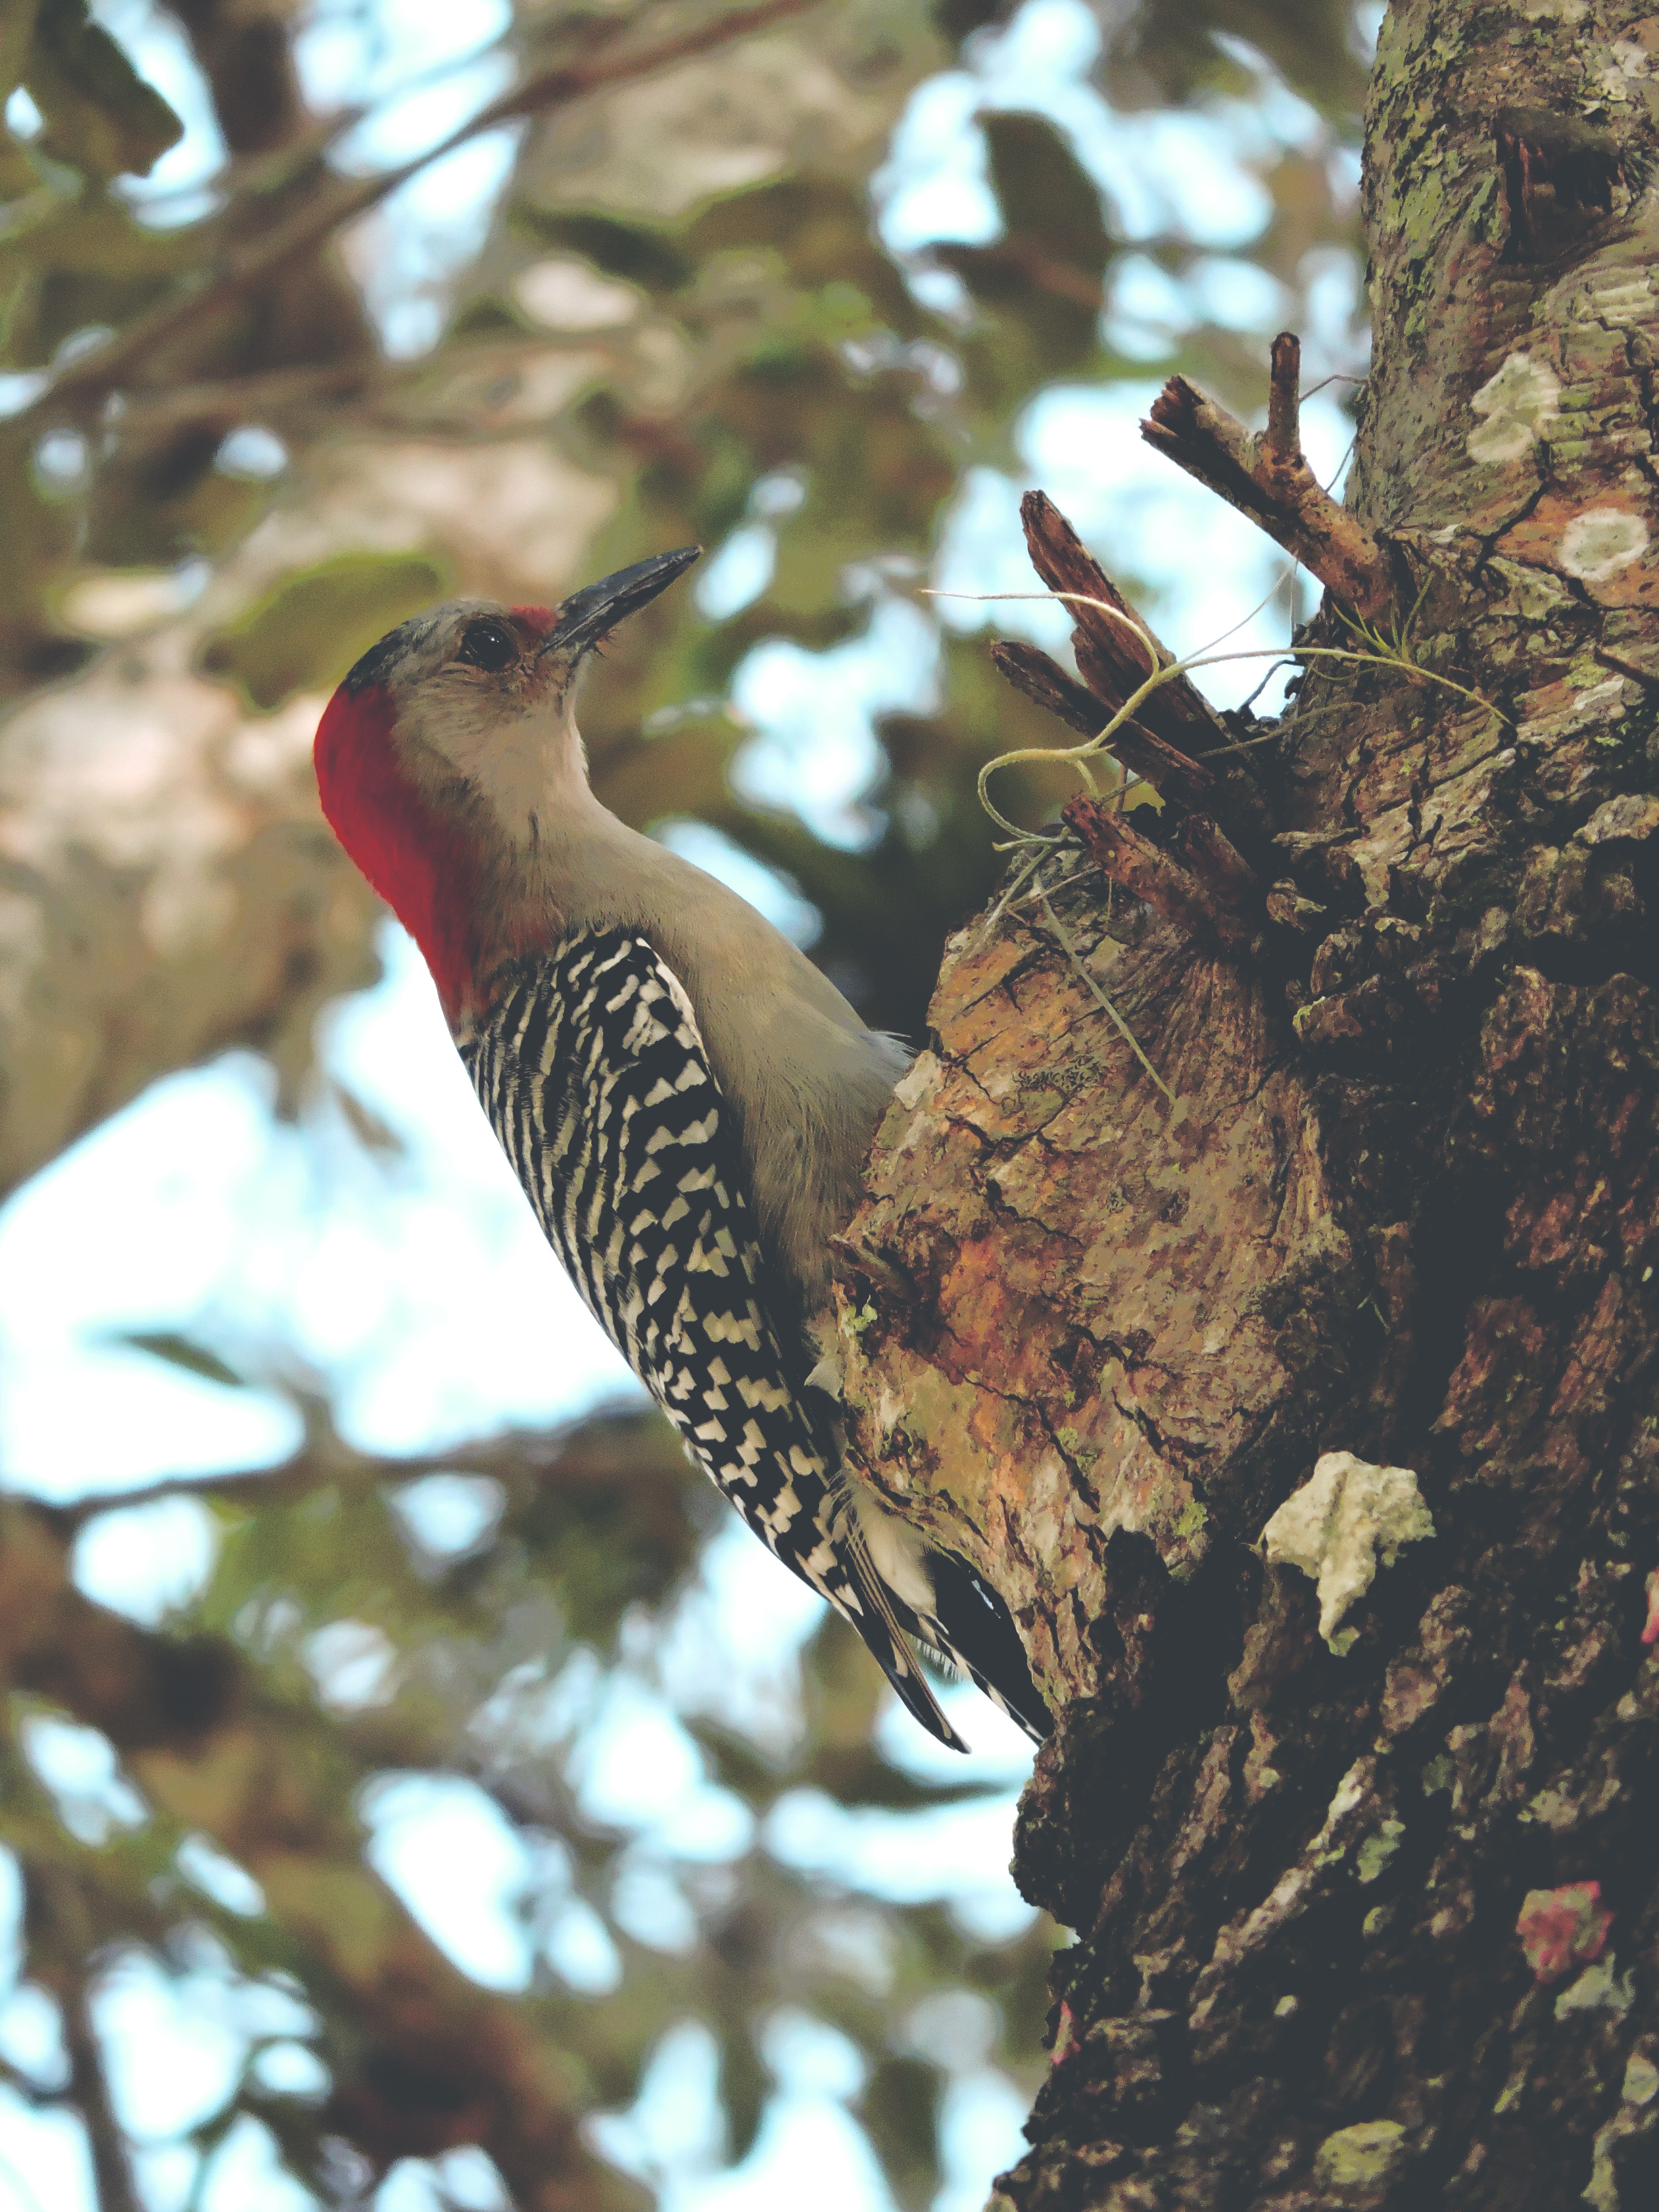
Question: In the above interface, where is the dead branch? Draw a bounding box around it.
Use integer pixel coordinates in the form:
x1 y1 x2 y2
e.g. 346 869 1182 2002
998 497 1277 857
1062 794 1253 952
25 1875 146 2212
109 359 377 432
1019 491 1236 766
43 1398 679 1531
1171 814 1259 909
988 638 1217 806
108 328 623 440
1141 332 1395 622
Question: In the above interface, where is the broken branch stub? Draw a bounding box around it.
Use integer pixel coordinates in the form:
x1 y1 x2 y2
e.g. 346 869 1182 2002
1062 793 1253 952
1010 494 1277 853
987 496 1274 951
988 638 1217 805
1020 490 1235 761
1141 331 1395 624
1172 814 1260 909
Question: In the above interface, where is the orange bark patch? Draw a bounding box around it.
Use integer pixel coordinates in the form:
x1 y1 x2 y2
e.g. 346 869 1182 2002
1496 490 1659 605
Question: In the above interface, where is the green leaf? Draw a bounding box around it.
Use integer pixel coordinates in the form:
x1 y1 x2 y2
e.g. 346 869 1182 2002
984 110 1108 263
858 2055 941 2212
509 204 694 294
938 112 1111 402
115 1330 249 1390
197 552 452 712
24 0 184 179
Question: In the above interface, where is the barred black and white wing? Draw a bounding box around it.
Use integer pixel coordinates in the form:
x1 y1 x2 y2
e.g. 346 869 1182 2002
463 926 969 1751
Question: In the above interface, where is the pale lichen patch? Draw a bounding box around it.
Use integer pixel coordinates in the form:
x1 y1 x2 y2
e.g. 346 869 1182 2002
1569 673 1631 722
1586 2047 1659 2211
1023 1448 1081 1557
1577 272 1655 326
1356 1818 1405 1884
1555 1959 1635 2019
1467 351 1560 464
1581 792 1659 845
1262 1452 1435 1652
1325 1762 1369 1827
891 1050 940 1111
1602 37 1653 91
1560 507 1649 581
1312 2120 1409 2189
875 1384 909 1434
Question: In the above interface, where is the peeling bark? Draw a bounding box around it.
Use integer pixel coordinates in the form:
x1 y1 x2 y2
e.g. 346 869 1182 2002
840 4 1659 2204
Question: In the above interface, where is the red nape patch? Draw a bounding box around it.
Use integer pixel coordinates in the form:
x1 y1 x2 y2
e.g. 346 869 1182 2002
313 683 484 1023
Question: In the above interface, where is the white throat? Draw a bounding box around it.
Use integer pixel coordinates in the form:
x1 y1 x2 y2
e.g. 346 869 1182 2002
402 683 593 853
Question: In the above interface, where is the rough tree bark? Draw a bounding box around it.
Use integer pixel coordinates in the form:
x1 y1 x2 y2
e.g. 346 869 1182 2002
837 6 1659 2206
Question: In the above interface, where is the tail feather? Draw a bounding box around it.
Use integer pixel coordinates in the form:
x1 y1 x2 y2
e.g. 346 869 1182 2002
914 1553 1053 1745
841 1522 972 1753
805 1392 1046 1754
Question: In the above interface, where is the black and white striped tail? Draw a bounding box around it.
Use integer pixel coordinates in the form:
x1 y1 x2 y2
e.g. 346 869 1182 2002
911 1554 1053 1745
463 926 1048 1752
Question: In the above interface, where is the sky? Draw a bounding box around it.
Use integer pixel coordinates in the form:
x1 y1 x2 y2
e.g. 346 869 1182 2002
0 3 1370 2208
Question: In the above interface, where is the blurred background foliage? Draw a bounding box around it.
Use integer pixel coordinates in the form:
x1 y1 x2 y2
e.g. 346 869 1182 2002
0 0 1370 2205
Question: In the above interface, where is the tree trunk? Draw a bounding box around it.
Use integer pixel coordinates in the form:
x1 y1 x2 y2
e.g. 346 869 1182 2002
837 6 1659 2205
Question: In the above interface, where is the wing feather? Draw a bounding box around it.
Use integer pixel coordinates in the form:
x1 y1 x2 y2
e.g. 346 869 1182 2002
465 927 967 1751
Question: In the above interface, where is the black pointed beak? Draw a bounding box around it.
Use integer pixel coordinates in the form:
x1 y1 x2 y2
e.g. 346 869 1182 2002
540 545 701 659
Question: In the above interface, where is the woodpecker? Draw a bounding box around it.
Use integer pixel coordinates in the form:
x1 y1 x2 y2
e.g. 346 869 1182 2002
313 548 1050 1751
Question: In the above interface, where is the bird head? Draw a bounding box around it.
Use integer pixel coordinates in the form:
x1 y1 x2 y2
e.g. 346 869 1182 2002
313 546 700 1024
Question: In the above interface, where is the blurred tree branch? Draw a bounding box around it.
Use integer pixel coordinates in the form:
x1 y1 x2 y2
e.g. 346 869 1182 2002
25 1863 145 2212
24 0 822 435
0 1483 650 2209
1142 330 1394 623
169 0 310 158
1 1395 1052 2200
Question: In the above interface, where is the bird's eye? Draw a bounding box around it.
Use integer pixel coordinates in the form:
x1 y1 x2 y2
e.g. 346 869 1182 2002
457 619 518 672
